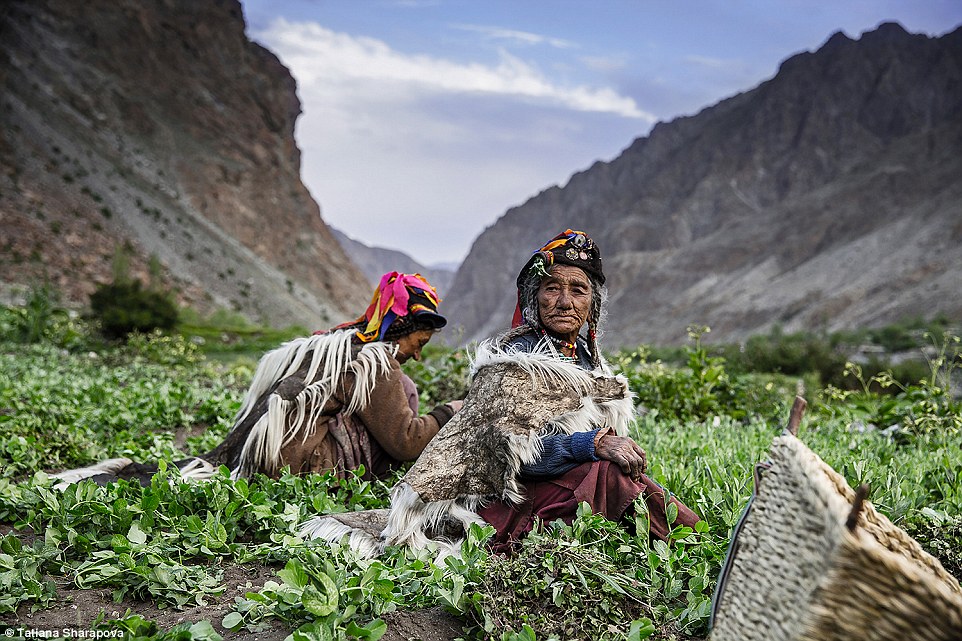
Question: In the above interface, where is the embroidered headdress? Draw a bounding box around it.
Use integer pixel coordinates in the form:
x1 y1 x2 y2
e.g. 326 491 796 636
336 272 446 343
516 228 605 289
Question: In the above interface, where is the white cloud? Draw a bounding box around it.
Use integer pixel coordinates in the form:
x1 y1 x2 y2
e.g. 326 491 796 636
258 18 650 119
451 23 578 49
251 18 650 264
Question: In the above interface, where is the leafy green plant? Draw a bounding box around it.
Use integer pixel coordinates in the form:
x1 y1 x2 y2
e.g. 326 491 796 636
819 332 962 439
405 344 471 407
0 283 87 349
468 501 717 641
0 342 241 479
0 533 59 613
226 554 387 638
904 508 962 579
122 330 203 367
90 279 179 339
97 615 223 641
226 524 492 639
610 326 789 423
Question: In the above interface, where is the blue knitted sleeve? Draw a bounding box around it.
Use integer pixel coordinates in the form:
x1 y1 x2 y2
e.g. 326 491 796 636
519 430 601 479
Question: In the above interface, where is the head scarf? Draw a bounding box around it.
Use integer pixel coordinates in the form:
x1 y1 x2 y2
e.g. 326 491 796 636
332 272 446 343
515 229 604 291
511 229 606 367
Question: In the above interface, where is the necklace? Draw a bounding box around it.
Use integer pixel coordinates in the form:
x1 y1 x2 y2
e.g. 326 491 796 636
540 329 576 352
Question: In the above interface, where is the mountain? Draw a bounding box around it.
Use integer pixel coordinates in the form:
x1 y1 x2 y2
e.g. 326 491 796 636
0 0 369 327
445 23 962 348
332 229 456 297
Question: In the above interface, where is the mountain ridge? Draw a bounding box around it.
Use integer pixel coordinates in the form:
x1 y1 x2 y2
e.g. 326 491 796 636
444 22 962 347
0 0 369 327
332 229 455 297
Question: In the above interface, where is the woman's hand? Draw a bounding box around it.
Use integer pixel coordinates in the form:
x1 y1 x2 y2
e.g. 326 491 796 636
595 434 647 480
447 400 464 413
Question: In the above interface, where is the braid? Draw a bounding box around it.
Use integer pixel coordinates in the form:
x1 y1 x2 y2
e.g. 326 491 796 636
517 271 542 327
586 280 607 368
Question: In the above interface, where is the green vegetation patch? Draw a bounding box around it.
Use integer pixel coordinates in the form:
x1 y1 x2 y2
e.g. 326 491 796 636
0 299 959 640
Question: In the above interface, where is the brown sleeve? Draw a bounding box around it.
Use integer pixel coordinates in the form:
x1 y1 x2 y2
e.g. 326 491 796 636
354 360 442 461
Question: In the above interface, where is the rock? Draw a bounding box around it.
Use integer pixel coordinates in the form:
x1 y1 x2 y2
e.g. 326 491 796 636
0 0 369 327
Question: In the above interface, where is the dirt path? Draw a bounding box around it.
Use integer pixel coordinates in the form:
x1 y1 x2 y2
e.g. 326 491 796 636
0 561 466 641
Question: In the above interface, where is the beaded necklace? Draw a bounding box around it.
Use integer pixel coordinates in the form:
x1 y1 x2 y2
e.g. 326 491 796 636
539 328 577 356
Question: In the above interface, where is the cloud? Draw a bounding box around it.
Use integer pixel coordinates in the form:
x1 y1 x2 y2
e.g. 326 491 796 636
451 23 577 49
250 18 651 264
257 18 651 119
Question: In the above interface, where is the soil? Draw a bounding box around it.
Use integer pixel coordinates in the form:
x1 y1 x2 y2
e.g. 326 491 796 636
0 558 467 641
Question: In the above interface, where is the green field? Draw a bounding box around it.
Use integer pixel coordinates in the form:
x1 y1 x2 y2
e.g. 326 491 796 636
0 302 959 641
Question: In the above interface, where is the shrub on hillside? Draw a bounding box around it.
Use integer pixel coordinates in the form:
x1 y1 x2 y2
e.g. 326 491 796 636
866 314 953 352
89 280 178 339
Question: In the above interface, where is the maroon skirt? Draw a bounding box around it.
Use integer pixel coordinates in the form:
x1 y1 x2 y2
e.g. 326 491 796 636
477 460 700 554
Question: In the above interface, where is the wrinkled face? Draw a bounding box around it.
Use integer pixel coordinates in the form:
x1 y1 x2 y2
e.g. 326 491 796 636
395 328 435 364
537 264 592 340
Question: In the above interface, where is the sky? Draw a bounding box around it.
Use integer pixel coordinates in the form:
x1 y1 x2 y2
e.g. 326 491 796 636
239 1 962 267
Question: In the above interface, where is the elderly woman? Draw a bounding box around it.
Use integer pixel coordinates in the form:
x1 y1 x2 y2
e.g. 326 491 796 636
53 272 461 486
201 271 462 481
478 230 699 551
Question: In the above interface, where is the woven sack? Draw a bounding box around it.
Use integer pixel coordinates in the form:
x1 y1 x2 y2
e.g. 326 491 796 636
711 432 962 641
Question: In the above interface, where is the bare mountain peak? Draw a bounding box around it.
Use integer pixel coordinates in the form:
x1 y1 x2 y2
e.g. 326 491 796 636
446 23 962 346
862 21 913 42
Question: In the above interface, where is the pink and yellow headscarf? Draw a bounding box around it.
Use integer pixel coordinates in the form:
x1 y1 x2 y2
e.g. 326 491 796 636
339 272 444 343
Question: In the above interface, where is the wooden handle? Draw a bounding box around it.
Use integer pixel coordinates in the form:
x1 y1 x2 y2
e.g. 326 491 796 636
786 396 807 436
846 483 871 531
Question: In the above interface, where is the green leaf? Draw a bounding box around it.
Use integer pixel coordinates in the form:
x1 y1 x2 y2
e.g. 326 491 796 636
277 559 308 589
666 501 679 525
292 620 335 641
346 619 387 640
628 618 656 640
221 612 244 630
110 534 129 551
301 572 339 617
186 621 222 641
127 522 147 545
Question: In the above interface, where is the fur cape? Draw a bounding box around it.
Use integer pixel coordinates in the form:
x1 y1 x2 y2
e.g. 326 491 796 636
51 330 396 488
222 330 394 478
300 339 635 558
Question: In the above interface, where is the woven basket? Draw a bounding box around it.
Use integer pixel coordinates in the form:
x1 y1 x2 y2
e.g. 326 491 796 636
710 433 962 641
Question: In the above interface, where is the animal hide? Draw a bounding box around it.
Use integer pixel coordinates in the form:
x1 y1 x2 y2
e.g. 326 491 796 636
228 330 394 478
302 340 635 558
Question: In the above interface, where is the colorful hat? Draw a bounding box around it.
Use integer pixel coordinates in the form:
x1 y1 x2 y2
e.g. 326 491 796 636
510 230 605 353
515 229 605 290
336 272 446 343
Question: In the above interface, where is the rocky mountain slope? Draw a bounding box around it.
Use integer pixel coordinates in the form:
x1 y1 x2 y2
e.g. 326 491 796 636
0 0 369 327
445 23 962 347
332 229 455 298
